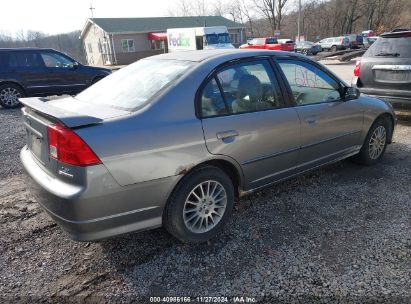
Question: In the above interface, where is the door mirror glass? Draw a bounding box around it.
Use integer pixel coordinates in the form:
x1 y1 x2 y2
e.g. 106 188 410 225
343 87 360 99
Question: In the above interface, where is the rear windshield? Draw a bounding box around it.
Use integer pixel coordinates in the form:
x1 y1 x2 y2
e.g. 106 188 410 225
75 59 195 110
365 36 411 58
266 38 278 44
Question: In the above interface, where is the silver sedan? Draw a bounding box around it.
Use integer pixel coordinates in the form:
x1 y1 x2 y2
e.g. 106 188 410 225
20 49 396 243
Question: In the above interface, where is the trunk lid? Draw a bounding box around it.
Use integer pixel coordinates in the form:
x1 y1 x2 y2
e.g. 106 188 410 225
20 96 130 172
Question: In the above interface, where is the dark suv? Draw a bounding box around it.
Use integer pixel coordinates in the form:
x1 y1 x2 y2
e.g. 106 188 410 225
0 48 111 108
352 30 411 106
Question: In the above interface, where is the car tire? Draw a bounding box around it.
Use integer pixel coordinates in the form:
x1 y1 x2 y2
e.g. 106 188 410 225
302 49 308 55
331 45 338 52
0 84 25 109
163 165 235 243
312 52 318 55
91 76 104 85
353 117 390 166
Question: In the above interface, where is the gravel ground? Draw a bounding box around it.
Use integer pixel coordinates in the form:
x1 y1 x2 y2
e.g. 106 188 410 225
0 106 410 303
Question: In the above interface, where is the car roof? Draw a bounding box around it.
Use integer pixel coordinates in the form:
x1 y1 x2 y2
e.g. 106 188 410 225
380 30 411 38
146 49 299 62
0 48 57 52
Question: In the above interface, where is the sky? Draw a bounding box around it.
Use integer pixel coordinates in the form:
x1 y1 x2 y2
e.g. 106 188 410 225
0 0 179 36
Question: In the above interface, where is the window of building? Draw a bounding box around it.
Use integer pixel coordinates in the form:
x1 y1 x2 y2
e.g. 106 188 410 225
121 39 135 52
150 40 165 50
230 33 238 44
87 43 93 53
97 41 103 54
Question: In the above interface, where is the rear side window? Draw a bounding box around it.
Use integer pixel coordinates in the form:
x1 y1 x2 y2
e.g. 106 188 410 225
266 38 278 44
365 37 411 58
200 60 285 117
200 78 228 117
14 52 44 67
0 52 9 67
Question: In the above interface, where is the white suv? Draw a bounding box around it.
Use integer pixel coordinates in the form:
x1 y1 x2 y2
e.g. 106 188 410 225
317 36 350 52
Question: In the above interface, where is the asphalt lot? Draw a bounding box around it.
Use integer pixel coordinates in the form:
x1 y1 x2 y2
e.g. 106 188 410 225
0 63 410 303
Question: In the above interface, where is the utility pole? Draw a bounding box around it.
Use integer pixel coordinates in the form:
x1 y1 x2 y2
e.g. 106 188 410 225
297 0 301 42
89 2 95 18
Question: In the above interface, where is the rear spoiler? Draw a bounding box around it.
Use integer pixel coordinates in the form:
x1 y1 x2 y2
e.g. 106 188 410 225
20 97 103 128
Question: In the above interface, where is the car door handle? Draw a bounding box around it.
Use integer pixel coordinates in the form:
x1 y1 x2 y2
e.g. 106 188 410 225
305 119 318 124
216 130 239 140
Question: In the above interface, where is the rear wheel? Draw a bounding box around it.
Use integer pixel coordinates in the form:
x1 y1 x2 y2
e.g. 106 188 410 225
353 118 389 165
331 45 338 52
302 49 308 55
163 166 234 243
0 84 24 109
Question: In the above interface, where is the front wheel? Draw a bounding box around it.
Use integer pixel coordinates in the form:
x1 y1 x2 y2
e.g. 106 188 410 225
163 166 234 243
331 45 338 52
353 118 389 165
0 84 25 109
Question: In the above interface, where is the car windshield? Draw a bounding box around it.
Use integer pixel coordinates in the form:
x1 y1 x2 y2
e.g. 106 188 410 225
205 34 219 45
75 59 195 110
366 36 411 58
218 33 231 44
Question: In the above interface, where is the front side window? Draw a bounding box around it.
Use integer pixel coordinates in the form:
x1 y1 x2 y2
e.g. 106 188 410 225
76 59 194 110
200 60 284 117
40 52 74 68
121 39 135 52
277 59 341 105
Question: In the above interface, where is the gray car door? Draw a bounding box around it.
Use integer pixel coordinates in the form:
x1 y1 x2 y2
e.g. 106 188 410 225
200 58 301 190
276 58 364 168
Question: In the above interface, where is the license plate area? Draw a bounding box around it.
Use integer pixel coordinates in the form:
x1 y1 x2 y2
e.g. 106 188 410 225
374 70 410 82
373 65 411 83
27 130 44 163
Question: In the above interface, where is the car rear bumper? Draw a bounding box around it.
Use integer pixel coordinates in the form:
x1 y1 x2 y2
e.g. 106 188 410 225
354 85 411 106
21 146 179 241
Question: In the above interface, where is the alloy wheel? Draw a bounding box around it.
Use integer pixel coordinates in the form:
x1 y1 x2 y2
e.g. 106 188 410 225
183 180 227 233
0 87 22 107
369 125 386 159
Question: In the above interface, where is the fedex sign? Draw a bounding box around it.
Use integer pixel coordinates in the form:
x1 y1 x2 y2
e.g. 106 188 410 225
167 29 196 51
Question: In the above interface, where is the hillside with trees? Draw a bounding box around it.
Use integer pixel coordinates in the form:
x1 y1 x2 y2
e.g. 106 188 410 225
0 30 86 63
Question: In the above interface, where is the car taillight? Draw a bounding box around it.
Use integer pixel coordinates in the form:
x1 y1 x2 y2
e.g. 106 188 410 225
354 60 361 77
47 124 101 166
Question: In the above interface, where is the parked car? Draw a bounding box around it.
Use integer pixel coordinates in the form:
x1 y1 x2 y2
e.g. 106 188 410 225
352 30 411 106
21 49 396 243
361 30 376 37
0 48 111 108
363 36 379 48
240 37 294 51
317 36 350 52
344 34 364 49
294 41 322 55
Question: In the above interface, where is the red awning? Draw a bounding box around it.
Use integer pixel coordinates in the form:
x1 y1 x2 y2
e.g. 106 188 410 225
148 32 167 41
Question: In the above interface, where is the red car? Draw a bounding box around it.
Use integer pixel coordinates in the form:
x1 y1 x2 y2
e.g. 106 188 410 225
240 37 295 52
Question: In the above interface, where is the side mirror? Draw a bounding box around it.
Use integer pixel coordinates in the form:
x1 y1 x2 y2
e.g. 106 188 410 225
343 87 360 100
71 61 79 69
